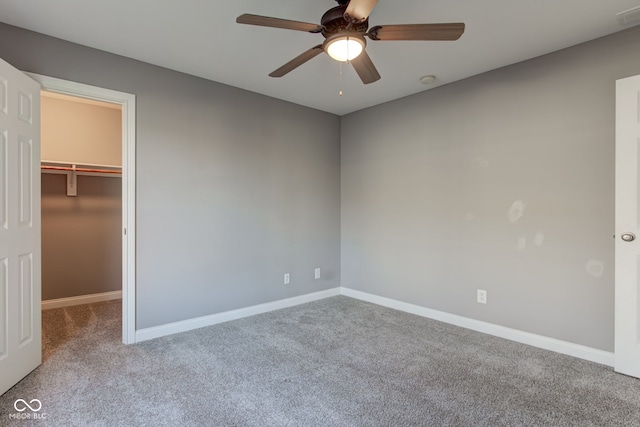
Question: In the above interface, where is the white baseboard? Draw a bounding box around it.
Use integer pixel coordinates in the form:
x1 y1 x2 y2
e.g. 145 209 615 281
132 285 614 367
135 287 342 343
42 290 122 310
340 287 615 367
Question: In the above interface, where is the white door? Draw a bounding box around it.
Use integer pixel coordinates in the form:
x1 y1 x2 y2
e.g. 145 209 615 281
615 74 640 378
0 58 41 395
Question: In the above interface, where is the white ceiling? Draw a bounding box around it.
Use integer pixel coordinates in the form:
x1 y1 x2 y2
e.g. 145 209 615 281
1 0 639 115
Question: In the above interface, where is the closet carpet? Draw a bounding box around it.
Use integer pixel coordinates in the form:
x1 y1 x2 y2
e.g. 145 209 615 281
1 296 639 426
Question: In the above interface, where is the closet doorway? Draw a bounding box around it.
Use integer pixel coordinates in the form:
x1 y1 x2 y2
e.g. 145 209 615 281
40 91 123 313
29 73 137 344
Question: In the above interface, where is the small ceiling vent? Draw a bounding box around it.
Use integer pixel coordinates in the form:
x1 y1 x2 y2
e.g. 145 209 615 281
617 6 640 26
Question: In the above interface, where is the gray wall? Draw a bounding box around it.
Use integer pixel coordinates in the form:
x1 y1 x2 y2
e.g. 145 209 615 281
341 27 640 352
0 23 341 329
41 174 122 300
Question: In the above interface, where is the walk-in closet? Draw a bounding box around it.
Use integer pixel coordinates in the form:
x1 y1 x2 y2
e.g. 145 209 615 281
40 91 122 307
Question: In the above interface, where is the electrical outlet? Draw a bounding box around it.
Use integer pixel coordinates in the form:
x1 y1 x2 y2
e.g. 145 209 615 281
284 273 291 285
477 289 487 304
314 268 321 280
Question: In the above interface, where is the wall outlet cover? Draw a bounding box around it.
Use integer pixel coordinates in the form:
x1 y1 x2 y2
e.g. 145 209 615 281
477 289 487 304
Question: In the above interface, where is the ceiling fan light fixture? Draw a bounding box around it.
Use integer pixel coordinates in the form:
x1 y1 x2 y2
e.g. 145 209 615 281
236 2 465 84
324 34 365 62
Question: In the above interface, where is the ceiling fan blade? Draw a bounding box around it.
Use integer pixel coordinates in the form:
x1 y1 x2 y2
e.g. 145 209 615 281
350 50 381 84
236 14 323 33
344 0 379 23
269 45 324 78
367 23 465 41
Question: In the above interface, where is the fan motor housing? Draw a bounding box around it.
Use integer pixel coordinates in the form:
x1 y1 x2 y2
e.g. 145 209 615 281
321 5 369 38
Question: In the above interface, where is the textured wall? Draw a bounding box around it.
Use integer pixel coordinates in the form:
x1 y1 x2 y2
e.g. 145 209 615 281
341 27 640 352
41 174 122 300
0 22 341 329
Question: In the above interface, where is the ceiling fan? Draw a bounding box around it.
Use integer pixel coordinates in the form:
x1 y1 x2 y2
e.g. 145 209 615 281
236 0 465 84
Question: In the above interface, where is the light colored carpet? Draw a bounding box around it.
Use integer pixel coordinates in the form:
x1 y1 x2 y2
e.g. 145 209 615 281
1 296 639 426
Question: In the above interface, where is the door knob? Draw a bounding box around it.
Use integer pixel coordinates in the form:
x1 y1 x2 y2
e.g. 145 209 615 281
621 233 636 242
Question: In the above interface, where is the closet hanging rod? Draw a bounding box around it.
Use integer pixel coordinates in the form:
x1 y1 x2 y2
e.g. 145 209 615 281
41 159 121 169
41 165 122 175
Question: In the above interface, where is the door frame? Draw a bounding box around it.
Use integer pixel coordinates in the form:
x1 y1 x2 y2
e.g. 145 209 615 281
27 73 137 344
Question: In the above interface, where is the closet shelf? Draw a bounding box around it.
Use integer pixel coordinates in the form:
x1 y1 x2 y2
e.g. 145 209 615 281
41 161 121 176
41 160 122 197
41 165 122 175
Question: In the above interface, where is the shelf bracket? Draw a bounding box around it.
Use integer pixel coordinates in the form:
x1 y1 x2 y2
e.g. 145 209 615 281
66 165 77 197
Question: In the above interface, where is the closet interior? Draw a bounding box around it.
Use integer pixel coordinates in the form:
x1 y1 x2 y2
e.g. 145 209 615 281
40 91 123 304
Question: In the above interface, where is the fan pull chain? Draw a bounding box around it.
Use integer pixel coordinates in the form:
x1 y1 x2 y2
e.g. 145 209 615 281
346 35 351 64
339 62 343 96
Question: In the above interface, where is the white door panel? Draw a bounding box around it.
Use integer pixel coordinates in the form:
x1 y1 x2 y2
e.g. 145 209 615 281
0 57 41 395
615 74 640 378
